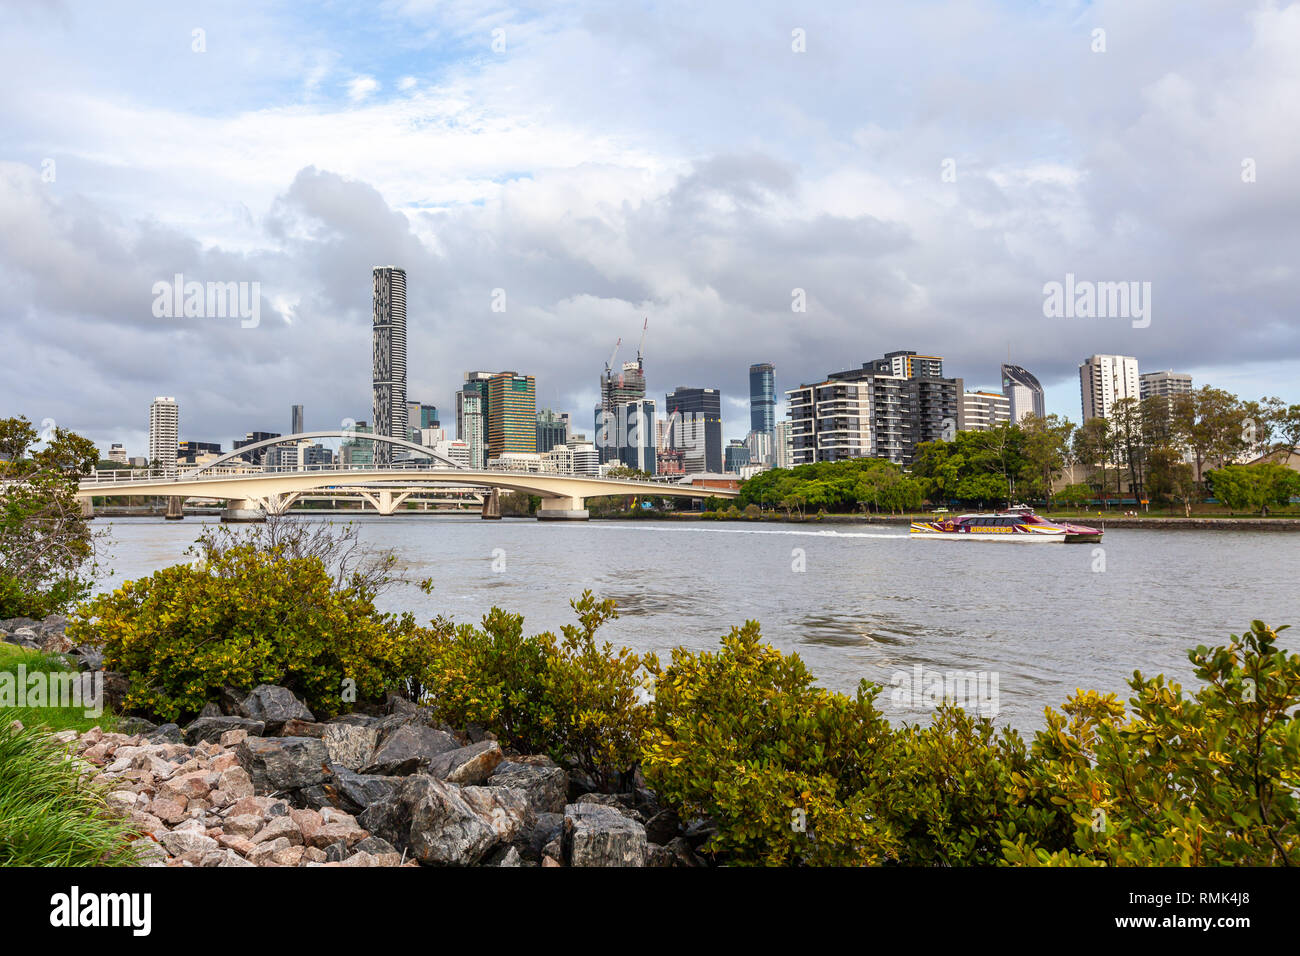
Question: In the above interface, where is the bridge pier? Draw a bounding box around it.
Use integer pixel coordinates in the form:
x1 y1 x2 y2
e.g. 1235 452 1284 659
221 498 267 523
536 496 589 521
165 496 185 520
481 488 502 520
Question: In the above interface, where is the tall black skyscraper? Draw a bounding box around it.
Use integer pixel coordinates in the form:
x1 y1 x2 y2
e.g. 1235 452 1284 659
371 266 408 465
749 362 776 435
665 386 723 474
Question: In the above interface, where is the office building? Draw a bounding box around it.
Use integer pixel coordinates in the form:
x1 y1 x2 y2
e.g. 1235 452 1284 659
656 448 685 475
457 379 489 468
291 405 304 435
1139 370 1193 400
1000 365 1046 424
536 408 570 454
177 440 222 464
618 399 657 475
725 439 751 473
1079 354 1140 421
233 431 280 466
107 443 127 465
372 266 408 465
773 419 794 470
341 422 374 466
665 386 723 474
487 372 537 461
148 397 179 476
958 391 1012 432
749 363 776 436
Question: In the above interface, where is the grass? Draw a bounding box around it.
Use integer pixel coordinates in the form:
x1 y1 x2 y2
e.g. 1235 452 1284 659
0 642 119 734
0 720 143 866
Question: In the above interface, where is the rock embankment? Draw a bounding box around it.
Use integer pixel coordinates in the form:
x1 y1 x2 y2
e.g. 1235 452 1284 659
0 621 709 868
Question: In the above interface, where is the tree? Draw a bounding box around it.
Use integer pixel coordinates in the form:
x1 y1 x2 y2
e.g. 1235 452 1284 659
1145 445 1199 516
1020 414 1074 505
1171 386 1245 484
1206 463 1300 516
0 418 102 618
1071 417 1110 494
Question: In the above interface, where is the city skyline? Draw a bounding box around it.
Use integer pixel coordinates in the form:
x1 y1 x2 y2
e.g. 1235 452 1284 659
3 2 1298 457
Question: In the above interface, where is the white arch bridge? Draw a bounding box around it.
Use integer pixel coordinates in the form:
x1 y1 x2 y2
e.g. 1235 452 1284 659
77 430 738 521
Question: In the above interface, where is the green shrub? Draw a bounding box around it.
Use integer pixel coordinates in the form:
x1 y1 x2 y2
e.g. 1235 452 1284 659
67 541 418 722
0 721 143 865
1004 621 1300 866
642 621 898 864
419 592 651 789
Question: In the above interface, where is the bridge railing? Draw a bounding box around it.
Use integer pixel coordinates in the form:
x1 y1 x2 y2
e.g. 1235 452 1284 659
83 459 458 483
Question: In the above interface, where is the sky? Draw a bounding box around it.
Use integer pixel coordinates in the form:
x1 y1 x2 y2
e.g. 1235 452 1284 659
1 0 1298 457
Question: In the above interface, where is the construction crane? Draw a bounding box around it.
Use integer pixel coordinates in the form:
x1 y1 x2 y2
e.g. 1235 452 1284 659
604 337 622 377
636 317 648 370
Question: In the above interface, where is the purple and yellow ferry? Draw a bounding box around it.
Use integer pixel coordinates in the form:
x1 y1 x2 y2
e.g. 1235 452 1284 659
910 505 1102 543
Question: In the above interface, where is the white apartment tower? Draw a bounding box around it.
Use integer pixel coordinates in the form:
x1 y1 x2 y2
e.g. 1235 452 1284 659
148 397 179 476
1139 370 1193 400
1079 355 1139 422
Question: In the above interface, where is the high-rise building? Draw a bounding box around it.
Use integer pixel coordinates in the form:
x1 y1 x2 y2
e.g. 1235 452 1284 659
724 439 751 473
1139 370 1193 400
617 399 657 475
456 386 487 468
1000 365 1046 424
291 405 304 435
148 397 179 476
536 408 570 454
749 363 776 436
487 372 537 461
1079 354 1140 421
372 266 408 465
665 386 723 473
177 440 222 463
958 391 1011 432
107 443 127 465
789 350 961 466
341 422 374 466
773 420 794 470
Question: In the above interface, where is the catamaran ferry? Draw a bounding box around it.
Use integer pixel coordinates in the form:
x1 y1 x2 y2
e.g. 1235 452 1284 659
910 506 1102 543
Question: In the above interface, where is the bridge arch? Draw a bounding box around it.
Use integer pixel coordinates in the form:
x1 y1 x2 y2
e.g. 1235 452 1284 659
192 430 465 474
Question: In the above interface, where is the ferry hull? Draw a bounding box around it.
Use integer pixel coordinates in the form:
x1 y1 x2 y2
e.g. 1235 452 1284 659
910 525 1067 543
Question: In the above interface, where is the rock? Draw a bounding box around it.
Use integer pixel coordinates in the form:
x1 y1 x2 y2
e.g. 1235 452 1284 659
324 841 349 863
359 775 499 866
270 845 306 867
117 717 158 736
361 723 459 776
251 815 302 846
459 785 534 844
306 820 370 850
353 836 398 857
159 830 219 857
644 808 681 846
149 798 188 824
222 814 263 839
297 768 403 815
236 737 329 792
247 837 291 865
102 672 131 712
666 836 708 867
523 812 565 860
574 792 645 823
198 702 222 719
488 761 569 815
682 818 718 848
73 646 104 672
278 719 328 738
428 741 503 785
646 843 675 867
236 685 314 733
541 839 563 866
183 716 265 746
487 845 523 867
322 723 380 771
562 803 647 867
147 724 183 745
39 629 73 654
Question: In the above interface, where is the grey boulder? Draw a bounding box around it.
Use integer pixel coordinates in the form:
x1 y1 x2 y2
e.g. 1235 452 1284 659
236 736 329 792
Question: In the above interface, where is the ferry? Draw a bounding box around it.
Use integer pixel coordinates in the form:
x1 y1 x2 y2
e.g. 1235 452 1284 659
910 505 1102 543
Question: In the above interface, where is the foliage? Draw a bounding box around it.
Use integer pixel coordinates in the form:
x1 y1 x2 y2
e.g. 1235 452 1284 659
67 536 419 722
1206 463 1300 516
0 721 143 866
1005 621 1300 866
738 459 925 515
0 417 103 619
0 642 119 734
418 592 652 789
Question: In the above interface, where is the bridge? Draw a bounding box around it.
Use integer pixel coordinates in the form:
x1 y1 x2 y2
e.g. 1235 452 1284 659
76 431 739 520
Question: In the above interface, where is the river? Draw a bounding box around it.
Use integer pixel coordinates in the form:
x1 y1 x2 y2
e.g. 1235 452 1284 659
93 516 1300 732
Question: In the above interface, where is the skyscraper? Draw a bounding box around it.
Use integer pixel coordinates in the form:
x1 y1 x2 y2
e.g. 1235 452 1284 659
617 399 656 475
958 391 1012 432
148 397 179 476
749 362 776 438
291 404 304 435
1079 354 1139 421
371 266 408 465
665 386 723 473
487 372 537 461
536 408 570 454
1139 370 1193 400
1000 365 1046 424
456 384 487 468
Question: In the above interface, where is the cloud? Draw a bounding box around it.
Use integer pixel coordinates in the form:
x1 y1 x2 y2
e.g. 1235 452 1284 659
346 74 380 102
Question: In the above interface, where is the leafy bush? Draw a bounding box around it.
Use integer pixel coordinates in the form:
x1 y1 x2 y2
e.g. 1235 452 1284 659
642 621 898 865
67 539 418 722
419 592 651 790
0 722 143 865
1004 621 1300 866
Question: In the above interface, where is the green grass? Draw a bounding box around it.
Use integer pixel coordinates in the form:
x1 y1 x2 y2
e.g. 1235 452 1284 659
0 642 118 734
0 720 143 866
